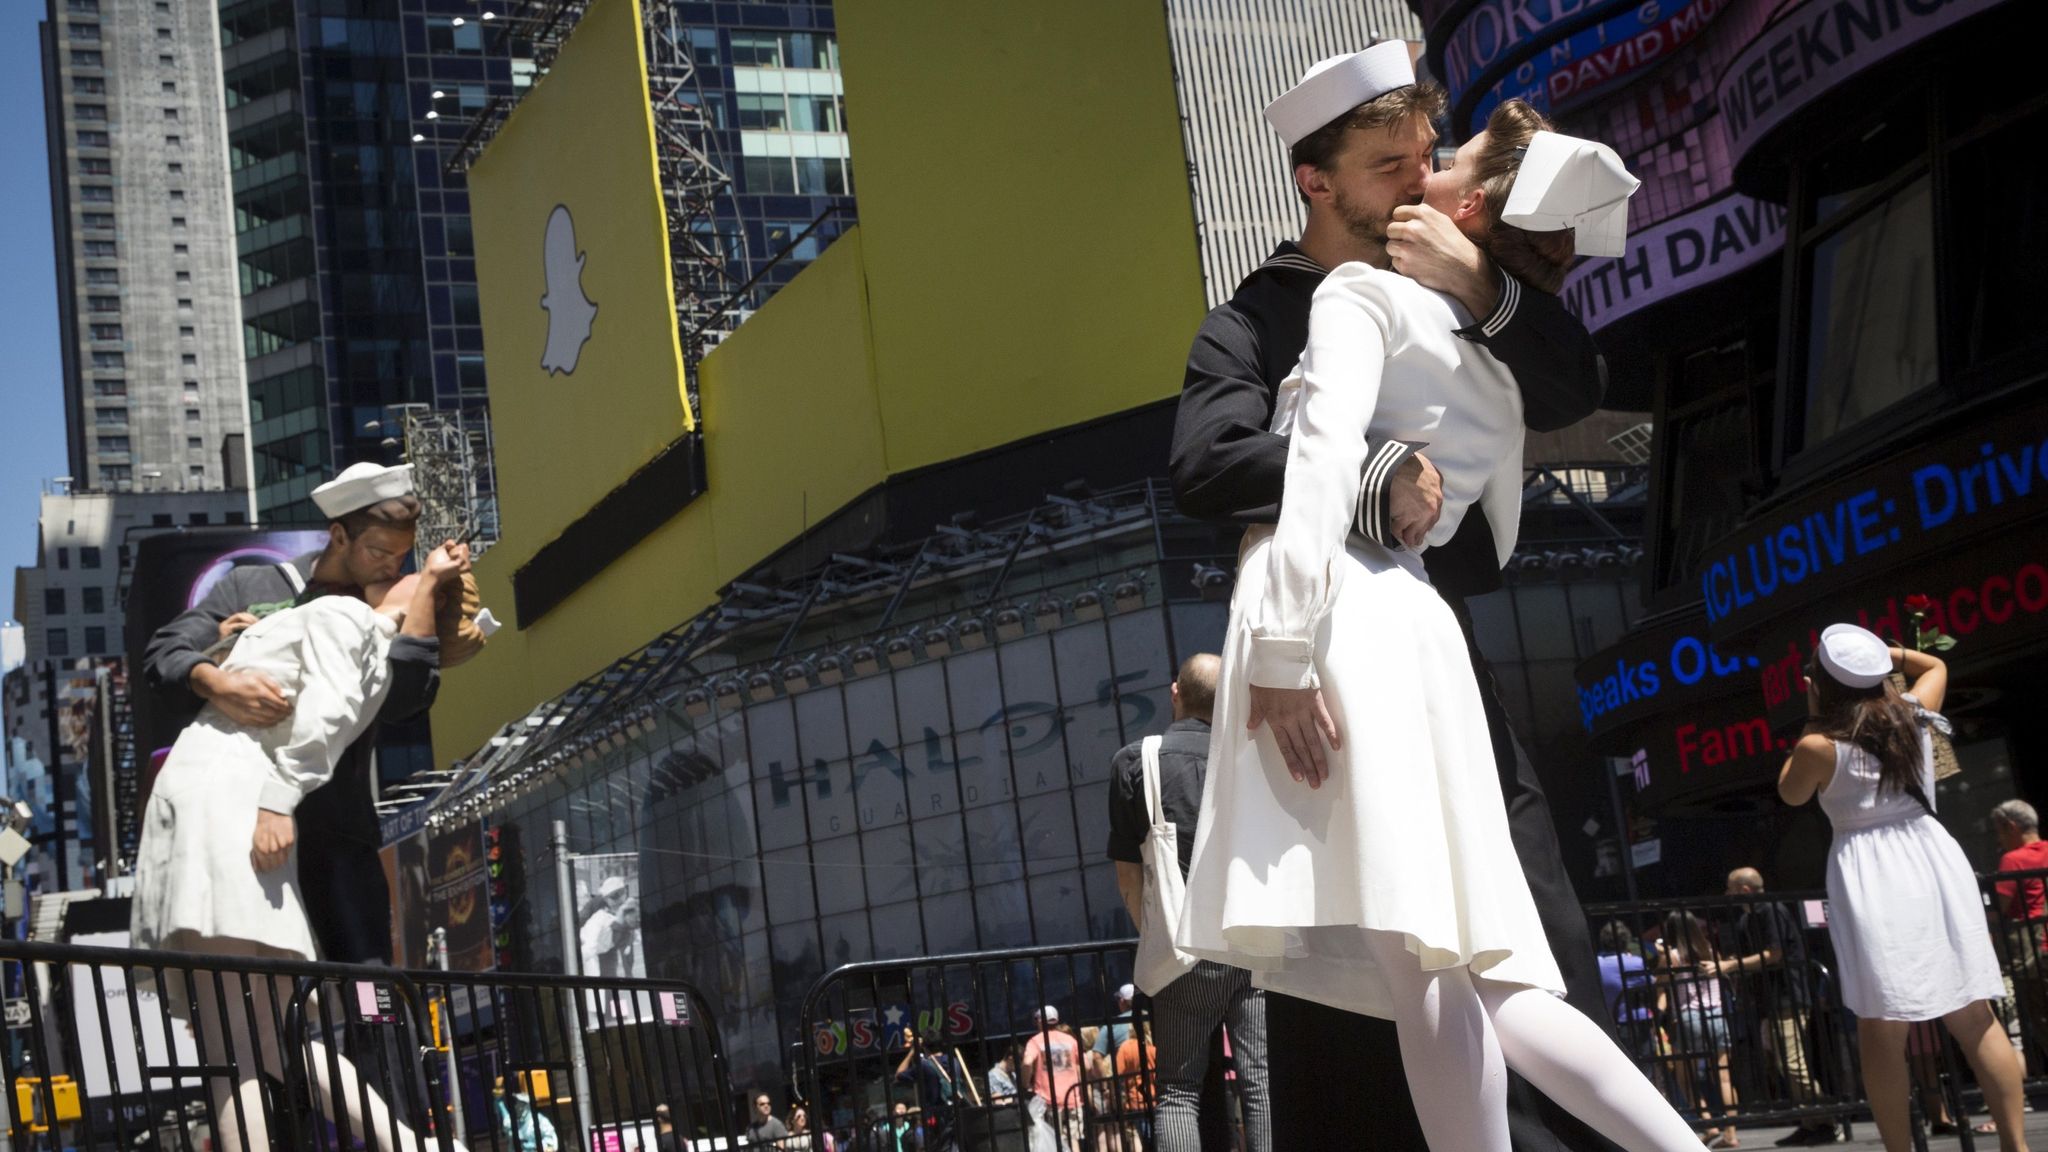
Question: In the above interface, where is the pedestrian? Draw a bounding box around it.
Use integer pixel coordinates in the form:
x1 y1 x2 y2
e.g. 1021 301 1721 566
1113 1023 1159 1151
1778 625 2028 1152
1021 1006 1084 1152
1653 911 1739 1148
131 541 483 1152
1172 68 1697 1149
653 1104 680 1152
1169 42 1626 1152
497 1074 560 1152
985 1046 1021 1105
1990 799 2048 1071
748 1093 791 1147
1105 654 1270 1152
1714 868 1838 1146
1596 921 1658 1061
1091 985 1136 1061
785 1105 823 1151
893 1029 962 1151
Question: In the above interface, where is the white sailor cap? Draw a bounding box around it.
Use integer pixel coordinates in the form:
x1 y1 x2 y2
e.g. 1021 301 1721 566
1500 131 1641 257
1817 623 1892 689
311 462 415 520
1264 42 1416 148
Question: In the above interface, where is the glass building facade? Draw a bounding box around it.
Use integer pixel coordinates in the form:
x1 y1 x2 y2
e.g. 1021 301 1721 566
415 465 1651 1096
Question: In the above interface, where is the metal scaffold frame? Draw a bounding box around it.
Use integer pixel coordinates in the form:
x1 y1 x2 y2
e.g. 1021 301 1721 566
400 405 501 567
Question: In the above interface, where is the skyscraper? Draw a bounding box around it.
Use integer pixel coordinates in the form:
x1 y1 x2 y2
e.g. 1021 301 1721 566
41 0 254 502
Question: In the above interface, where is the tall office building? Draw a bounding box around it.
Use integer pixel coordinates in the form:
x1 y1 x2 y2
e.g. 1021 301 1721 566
41 0 254 502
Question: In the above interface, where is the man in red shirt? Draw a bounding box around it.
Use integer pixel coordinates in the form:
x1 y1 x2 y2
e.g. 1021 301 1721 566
1992 799 2048 1070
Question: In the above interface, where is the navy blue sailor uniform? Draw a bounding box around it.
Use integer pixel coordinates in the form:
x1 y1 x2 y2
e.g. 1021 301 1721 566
144 551 440 964
1170 242 1618 1152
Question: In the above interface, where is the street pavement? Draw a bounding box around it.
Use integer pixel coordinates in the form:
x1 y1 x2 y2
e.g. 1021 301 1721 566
1728 1111 2048 1149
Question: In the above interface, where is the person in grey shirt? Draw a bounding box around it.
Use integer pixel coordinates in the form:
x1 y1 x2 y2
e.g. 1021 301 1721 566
1106 654 1269 1152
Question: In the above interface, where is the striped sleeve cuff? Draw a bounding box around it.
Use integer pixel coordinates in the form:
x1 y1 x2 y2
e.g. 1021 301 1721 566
1454 271 1523 342
1354 438 1428 549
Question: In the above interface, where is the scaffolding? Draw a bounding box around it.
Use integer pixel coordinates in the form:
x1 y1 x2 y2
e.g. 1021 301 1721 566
399 405 501 568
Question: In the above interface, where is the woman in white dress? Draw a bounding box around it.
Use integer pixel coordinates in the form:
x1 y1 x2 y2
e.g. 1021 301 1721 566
132 542 485 1152
1176 100 1700 1151
1778 624 2026 1152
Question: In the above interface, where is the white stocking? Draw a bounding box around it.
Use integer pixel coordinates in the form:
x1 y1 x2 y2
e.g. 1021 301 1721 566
1475 976 1703 1151
188 949 442 1152
1363 930 1512 1152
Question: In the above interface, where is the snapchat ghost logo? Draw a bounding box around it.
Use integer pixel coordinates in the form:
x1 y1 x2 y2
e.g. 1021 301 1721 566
539 204 597 376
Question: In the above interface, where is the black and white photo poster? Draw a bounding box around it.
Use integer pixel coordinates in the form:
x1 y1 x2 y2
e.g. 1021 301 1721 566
571 852 648 1024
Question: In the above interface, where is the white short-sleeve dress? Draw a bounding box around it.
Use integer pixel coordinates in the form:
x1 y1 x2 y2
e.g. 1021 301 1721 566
1175 262 1565 1020
131 597 398 961
1818 721 2005 1021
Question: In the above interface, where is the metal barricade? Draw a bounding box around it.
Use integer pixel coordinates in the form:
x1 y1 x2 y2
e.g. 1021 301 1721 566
796 939 1189 1152
407 967 740 1152
0 940 740 1152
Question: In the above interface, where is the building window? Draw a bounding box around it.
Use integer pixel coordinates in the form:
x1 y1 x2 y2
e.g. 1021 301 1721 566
95 407 126 425
1794 101 1939 451
76 130 108 148
187 436 203 453
68 0 100 13
87 296 120 315
178 298 192 309
47 629 71 658
82 586 103 613
100 465 130 485
159 54 173 67
185 408 201 422
163 107 179 120
425 17 483 54
72 76 105 95
737 93 788 131
71 49 103 66
92 379 125 396
165 134 181 147
79 157 111 175
172 216 187 228
226 510 246 525
157 27 172 41
174 244 189 255
44 588 65 616
89 323 123 341
85 626 106 653
188 512 209 526
56 547 69 570
84 240 116 257
182 353 197 366
170 190 186 202
168 161 183 174
74 102 106 120
97 435 131 453
68 23 100 42
86 268 118 285
151 514 172 527
82 212 115 230
90 351 123 368
163 81 177 93
79 184 113 202
742 156 797 195
188 464 205 479
180 325 195 337
176 270 191 283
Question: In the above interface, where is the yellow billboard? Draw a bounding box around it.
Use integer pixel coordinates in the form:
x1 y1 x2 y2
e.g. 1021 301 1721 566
467 0 693 553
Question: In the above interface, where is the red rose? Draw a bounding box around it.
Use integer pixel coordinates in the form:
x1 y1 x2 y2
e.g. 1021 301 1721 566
1903 594 1934 614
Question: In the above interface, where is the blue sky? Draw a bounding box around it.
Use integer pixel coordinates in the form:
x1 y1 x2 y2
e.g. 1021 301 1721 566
0 5 67 604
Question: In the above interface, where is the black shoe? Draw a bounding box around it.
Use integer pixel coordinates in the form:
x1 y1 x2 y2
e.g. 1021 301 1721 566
1773 1126 1840 1147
